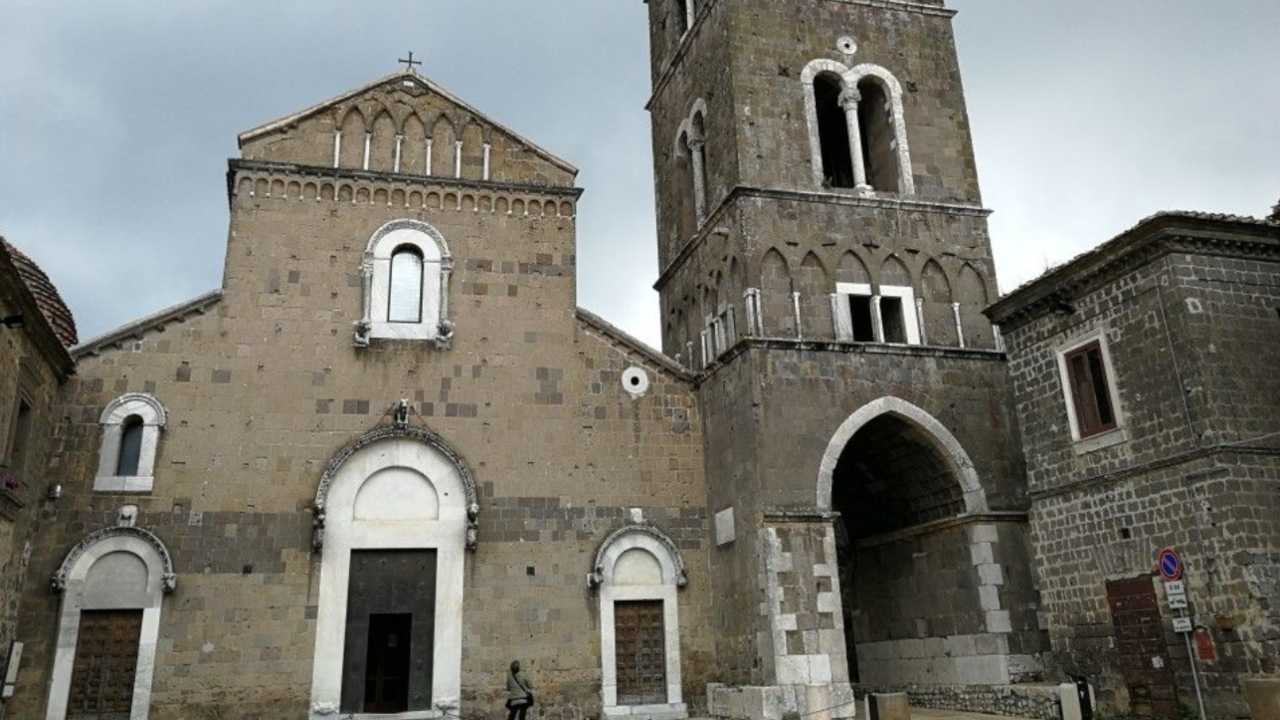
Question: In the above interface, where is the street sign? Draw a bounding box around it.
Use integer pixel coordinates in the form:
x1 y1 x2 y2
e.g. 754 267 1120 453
1157 547 1183 581
1164 580 1185 594
1173 617 1193 633
1168 593 1189 610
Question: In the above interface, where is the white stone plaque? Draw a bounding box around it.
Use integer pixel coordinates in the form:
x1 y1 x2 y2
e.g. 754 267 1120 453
1172 617 1193 633
1167 593 1188 610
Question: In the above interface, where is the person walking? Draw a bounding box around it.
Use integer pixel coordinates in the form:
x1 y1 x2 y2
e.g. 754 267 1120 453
506 660 534 720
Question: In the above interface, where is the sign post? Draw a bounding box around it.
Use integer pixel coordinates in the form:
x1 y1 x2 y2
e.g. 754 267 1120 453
1159 548 1206 720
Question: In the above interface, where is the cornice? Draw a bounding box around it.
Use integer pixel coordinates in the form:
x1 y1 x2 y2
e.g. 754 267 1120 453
654 185 992 291
985 213 1280 331
575 307 694 382
227 159 584 206
73 290 223 359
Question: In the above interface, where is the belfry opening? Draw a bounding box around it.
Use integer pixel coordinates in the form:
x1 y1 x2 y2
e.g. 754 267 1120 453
831 411 970 685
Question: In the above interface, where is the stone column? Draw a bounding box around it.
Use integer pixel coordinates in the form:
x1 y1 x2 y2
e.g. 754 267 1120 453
393 134 403 173
915 297 928 345
953 302 966 348
839 88 872 192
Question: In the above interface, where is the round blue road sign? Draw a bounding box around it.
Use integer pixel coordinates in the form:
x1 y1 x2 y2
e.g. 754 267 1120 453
1157 547 1182 581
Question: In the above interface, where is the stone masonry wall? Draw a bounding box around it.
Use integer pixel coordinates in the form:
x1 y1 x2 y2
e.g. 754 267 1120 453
1003 248 1280 718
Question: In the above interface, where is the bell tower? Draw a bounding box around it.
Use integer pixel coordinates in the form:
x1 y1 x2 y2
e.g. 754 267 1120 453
645 0 1044 709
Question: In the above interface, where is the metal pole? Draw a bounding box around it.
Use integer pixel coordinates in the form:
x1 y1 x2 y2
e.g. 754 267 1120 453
1183 631 1207 720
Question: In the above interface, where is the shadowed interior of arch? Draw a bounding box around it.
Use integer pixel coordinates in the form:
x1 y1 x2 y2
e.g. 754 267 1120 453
856 77 899 192
830 412 967 684
814 73 854 188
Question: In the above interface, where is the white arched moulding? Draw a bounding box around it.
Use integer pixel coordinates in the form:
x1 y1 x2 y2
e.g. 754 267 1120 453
94 393 167 493
815 396 987 513
308 425 478 720
589 525 689 720
800 59 915 196
354 219 454 349
46 525 176 720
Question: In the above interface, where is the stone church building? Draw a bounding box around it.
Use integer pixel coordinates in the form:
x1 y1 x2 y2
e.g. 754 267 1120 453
0 1 1276 719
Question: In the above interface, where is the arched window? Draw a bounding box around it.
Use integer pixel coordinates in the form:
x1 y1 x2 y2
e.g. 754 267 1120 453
387 245 425 323
673 0 690 36
857 78 899 193
589 525 688 717
814 73 854 188
95 394 166 493
356 220 453 348
116 415 144 477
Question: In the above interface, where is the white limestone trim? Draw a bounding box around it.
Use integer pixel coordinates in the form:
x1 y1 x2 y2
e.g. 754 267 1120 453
833 282 870 342
46 530 172 720
877 284 920 345
744 288 762 337
425 139 434 177
1054 326 1126 443
356 219 454 348
453 140 463 178
915 297 927 345
362 132 372 171
800 60 915 195
953 302 965 348
309 437 468 719
482 143 491 181
394 134 404 173
333 131 342 168
791 292 803 339
94 394 167 493
595 529 687 718
816 396 988 513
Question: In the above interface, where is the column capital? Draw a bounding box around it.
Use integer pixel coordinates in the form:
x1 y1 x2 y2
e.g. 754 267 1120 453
839 88 862 110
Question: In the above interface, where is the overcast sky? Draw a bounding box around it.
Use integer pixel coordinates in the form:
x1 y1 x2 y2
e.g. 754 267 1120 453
2 1 1277 347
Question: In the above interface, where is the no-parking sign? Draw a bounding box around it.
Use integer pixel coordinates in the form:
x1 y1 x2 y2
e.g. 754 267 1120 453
1157 547 1183 581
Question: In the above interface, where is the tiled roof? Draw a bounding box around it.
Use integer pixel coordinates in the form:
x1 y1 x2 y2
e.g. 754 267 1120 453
2 240 78 347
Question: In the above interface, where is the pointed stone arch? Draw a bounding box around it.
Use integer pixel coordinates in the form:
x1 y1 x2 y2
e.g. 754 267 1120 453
369 109 397 172
921 258 957 346
760 248 795 338
816 396 987 513
430 115 456 177
338 107 366 168
797 251 832 340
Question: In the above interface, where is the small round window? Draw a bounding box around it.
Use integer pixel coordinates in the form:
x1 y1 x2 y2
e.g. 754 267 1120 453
621 367 650 398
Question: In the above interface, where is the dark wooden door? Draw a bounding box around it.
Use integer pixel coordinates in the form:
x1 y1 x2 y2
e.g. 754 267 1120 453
67 609 143 720
341 550 436 713
1106 576 1177 718
615 600 667 706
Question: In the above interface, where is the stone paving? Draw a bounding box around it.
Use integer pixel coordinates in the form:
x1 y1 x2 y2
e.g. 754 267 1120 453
911 710 1034 720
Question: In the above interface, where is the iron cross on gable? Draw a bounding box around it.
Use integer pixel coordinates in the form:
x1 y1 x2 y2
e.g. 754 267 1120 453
399 52 422 72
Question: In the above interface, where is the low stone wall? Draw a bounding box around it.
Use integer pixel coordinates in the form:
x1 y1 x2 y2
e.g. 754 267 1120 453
852 683 1060 720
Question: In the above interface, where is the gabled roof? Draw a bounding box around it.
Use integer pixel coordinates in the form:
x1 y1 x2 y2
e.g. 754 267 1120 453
237 69 578 177
0 238 74 378
575 307 693 381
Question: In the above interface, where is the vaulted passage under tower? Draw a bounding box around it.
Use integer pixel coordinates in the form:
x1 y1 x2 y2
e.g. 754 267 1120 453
831 414 974 685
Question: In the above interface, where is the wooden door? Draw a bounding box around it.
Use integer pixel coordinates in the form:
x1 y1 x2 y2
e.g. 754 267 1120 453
615 600 667 706
67 609 143 720
1106 576 1177 718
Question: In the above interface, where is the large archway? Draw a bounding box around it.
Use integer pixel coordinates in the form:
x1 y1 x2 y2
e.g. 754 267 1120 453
819 398 1002 686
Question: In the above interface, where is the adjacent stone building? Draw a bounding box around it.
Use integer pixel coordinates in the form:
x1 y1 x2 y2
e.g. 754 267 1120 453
0 2 1276 720
987 213 1280 719
0 239 77 705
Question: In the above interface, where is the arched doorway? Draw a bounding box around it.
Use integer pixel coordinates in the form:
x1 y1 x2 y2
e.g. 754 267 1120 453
817 398 998 686
309 424 478 719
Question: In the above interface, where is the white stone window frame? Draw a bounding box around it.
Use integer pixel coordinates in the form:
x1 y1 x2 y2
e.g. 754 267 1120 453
832 282 920 345
1055 327 1128 452
309 436 470 720
589 526 689 720
800 60 915 196
46 525 176 720
94 393 167 493
355 219 454 349
673 99 710 229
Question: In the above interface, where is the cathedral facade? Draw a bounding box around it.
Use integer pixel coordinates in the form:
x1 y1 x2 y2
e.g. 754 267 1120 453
1 2 1277 720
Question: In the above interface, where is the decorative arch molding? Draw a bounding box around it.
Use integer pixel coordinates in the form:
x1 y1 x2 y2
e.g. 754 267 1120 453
51 524 177 595
45 524 175 720
800 59 915 195
99 392 167 427
589 523 689 717
355 218 455 348
816 396 987 513
673 97 711 229
312 422 479 552
587 523 689 590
